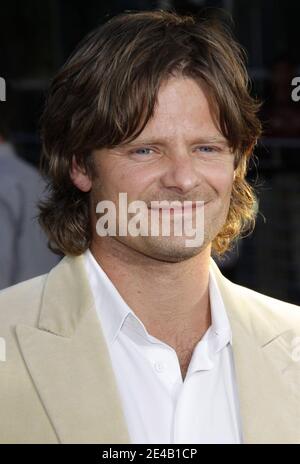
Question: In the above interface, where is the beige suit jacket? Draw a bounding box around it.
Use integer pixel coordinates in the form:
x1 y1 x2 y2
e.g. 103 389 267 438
0 254 299 444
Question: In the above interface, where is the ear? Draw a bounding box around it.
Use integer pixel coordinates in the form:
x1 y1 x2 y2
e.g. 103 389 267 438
70 155 92 192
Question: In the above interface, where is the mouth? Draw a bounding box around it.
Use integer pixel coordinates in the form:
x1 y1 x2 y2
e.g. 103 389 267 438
148 201 208 214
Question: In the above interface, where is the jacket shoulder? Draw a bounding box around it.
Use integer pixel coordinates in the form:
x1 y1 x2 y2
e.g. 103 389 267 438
0 274 48 328
231 279 300 327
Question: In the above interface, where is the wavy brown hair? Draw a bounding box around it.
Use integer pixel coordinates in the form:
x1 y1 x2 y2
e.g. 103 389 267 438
38 9 262 258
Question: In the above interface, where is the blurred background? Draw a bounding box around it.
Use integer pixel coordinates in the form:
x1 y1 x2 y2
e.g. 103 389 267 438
0 0 299 303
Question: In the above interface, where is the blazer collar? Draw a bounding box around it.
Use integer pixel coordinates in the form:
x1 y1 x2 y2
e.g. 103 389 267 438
208 257 292 347
209 258 300 443
37 254 292 347
16 254 131 443
37 254 94 338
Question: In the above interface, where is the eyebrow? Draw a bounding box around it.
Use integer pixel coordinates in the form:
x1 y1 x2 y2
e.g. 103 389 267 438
121 136 229 147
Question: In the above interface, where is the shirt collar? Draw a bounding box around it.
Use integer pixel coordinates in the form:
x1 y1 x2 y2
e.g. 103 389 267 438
84 248 232 352
207 265 233 352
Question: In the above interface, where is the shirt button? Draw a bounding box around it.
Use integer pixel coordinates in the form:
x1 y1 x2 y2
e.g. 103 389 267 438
154 361 166 373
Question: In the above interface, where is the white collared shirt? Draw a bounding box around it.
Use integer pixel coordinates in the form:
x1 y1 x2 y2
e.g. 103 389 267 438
84 249 243 444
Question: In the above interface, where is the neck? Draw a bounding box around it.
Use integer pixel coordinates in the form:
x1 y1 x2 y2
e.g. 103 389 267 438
90 238 212 345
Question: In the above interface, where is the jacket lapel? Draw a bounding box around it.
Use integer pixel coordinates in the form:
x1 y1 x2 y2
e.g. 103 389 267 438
16 255 131 444
210 258 300 444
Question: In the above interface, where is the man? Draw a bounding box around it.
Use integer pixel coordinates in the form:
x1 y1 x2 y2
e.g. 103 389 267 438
0 120 60 289
0 10 299 444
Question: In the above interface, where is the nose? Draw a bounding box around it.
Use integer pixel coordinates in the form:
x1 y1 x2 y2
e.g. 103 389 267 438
160 151 201 195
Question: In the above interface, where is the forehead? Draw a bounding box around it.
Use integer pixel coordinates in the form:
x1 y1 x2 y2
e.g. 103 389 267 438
138 76 220 138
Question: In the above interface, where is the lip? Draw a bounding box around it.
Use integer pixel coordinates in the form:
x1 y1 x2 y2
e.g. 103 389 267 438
148 202 207 213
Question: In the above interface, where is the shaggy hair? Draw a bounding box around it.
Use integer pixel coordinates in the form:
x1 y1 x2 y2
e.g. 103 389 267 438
38 9 262 258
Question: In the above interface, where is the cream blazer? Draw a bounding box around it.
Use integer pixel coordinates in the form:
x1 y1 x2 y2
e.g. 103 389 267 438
0 254 299 444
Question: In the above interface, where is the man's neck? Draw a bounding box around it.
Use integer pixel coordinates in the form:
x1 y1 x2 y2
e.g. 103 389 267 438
90 239 212 348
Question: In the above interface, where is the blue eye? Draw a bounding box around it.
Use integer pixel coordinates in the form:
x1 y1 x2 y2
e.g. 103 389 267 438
132 148 153 155
197 146 215 153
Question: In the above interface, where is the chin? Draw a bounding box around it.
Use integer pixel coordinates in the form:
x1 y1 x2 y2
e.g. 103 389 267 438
138 236 208 263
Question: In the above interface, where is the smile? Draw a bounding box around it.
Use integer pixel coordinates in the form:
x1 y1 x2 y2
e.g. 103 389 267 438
148 202 207 213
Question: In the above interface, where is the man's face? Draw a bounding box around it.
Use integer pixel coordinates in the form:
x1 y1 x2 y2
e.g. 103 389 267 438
89 76 235 262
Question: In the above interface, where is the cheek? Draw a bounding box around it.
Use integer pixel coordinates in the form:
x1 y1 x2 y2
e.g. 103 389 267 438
92 162 126 198
205 166 234 196
96 161 155 202
118 171 147 199
117 163 159 196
